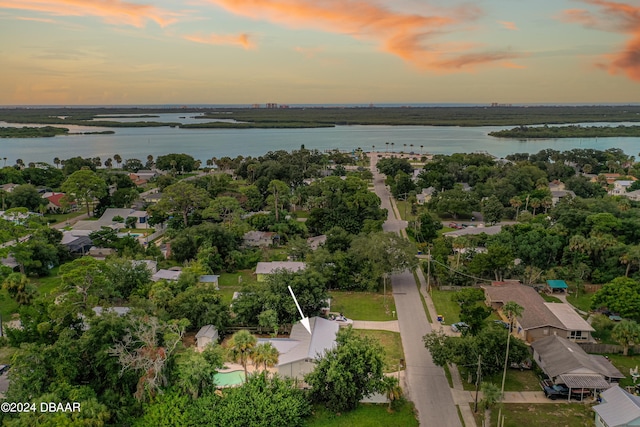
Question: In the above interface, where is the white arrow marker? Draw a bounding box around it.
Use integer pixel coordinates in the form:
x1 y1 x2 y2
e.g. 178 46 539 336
288 286 311 334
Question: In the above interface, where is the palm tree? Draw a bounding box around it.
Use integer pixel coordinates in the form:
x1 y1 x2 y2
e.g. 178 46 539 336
113 154 122 168
380 376 403 411
226 330 257 381
620 245 640 277
529 198 541 215
391 142 395 152
497 301 524 425
612 320 640 356
403 143 407 153
146 154 154 168
479 382 502 425
53 157 61 169
509 197 522 219
252 342 279 371
385 142 389 152
420 145 424 155
2 157 6 167
2 273 35 305
410 143 414 153
15 159 24 169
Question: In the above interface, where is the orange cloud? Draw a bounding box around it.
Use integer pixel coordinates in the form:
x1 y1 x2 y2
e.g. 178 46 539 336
498 21 518 31
184 33 256 50
560 0 640 81
0 0 177 27
205 0 520 71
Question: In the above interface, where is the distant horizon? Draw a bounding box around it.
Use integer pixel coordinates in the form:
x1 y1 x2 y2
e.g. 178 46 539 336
2 102 640 109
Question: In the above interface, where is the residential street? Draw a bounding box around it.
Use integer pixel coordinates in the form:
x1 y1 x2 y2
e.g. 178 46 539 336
370 153 462 427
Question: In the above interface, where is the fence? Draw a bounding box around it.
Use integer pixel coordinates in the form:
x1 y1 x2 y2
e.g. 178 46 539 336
577 342 640 354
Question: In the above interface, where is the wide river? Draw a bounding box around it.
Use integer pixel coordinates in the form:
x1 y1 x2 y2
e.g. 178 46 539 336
1 113 639 164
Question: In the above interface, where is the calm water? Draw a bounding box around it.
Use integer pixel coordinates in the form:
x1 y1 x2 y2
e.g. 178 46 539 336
1 114 639 164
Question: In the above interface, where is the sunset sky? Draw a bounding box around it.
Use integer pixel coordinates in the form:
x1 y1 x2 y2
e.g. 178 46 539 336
1 0 638 105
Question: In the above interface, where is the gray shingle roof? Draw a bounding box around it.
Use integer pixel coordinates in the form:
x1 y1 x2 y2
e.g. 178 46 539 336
262 317 339 366
531 335 624 380
255 262 306 275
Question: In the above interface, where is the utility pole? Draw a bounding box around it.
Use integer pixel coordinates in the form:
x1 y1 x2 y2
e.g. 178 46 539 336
427 246 431 293
474 354 482 413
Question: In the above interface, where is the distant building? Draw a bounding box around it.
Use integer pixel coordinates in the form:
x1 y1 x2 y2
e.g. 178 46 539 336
243 231 278 248
416 187 436 205
151 268 182 282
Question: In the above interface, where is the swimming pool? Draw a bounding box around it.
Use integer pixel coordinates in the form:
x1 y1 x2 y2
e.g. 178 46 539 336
214 370 245 387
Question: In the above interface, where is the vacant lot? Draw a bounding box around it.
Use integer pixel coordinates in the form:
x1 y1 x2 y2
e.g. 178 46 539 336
487 403 594 427
353 330 404 373
329 291 397 321
305 402 418 427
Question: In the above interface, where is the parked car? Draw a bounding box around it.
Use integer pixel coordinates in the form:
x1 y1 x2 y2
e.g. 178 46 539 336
540 379 591 400
494 320 510 329
0 364 10 375
450 322 469 333
448 222 464 229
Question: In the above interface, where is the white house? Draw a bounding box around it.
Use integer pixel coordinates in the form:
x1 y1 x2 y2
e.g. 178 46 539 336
260 317 339 380
610 180 635 196
195 325 219 351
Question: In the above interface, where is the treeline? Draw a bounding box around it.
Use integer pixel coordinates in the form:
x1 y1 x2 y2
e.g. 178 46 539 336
2 105 640 127
180 121 334 129
489 124 640 138
0 126 68 138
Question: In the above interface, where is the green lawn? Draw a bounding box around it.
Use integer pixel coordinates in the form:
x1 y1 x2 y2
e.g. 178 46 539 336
0 347 17 364
395 200 417 222
32 267 62 296
540 293 562 303
567 290 594 313
305 402 418 427
218 270 256 305
353 330 404 373
430 290 461 324
0 289 18 319
459 368 541 392
606 354 640 388
0 269 62 318
329 291 396 321
44 211 84 224
488 403 594 427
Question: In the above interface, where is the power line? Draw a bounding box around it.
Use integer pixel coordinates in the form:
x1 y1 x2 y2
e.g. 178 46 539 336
428 258 494 283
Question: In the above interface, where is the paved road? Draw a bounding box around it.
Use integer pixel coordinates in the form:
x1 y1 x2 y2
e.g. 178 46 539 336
370 153 462 427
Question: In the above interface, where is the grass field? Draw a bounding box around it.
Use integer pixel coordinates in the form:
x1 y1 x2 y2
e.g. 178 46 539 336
606 354 640 388
305 402 418 427
44 211 84 224
430 290 461 324
353 330 404 373
329 291 397 321
567 290 594 313
218 270 256 305
459 368 541 392
540 293 562 303
488 403 594 427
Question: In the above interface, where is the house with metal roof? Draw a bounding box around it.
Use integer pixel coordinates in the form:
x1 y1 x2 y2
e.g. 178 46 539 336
195 325 219 351
260 317 339 380
482 282 595 343
151 268 182 282
532 335 624 397
594 385 640 427
255 262 306 282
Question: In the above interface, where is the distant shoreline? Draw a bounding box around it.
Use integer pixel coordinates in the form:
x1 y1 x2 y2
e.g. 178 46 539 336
2 105 640 128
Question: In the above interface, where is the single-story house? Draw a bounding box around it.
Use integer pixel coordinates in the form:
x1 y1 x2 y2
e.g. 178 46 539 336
260 317 339 380
416 187 436 205
532 335 624 397
92 306 131 316
128 173 148 187
255 262 306 282
151 268 182 282
444 225 502 238
243 231 278 248
195 324 219 351
546 279 568 294
42 192 77 213
625 190 640 202
0 183 19 193
594 385 640 427
87 247 115 260
307 235 327 250
199 275 220 289
73 208 149 232
132 259 158 274
551 190 576 206
61 230 94 254
482 282 595 343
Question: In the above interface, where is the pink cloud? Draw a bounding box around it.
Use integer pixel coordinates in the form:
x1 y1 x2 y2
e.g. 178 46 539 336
0 0 177 27
184 33 256 50
560 0 640 81
498 20 518 31
204 0 521 71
